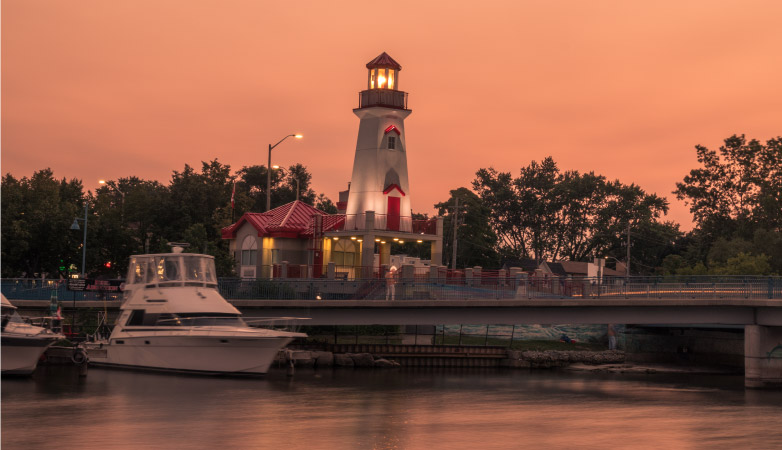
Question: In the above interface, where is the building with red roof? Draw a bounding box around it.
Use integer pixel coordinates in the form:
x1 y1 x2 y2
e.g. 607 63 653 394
222 53 443 279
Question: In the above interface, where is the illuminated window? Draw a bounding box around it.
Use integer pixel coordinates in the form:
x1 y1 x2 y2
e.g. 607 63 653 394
388 69 395 89
388 136 396 149
377 68 387 89
370 69 376 89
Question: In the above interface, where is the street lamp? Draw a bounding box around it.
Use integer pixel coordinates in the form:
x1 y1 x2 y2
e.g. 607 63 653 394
70 202 89 278
266 134 302 211
99 180 125 220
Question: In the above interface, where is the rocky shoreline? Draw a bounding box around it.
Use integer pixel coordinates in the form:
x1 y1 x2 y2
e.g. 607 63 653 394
278 348 626 370
501 349 625 368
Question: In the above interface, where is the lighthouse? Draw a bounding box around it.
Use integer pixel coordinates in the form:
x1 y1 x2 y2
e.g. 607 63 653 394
345 52 412 232
332 52 443 274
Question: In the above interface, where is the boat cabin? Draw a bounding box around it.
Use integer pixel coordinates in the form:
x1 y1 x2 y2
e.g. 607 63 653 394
126 253 218 289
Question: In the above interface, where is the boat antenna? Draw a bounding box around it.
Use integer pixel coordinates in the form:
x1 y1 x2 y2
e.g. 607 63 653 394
167 242 191 253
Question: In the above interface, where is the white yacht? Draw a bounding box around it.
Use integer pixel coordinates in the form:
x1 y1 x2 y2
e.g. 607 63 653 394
2 294 63 375
85 246 306 375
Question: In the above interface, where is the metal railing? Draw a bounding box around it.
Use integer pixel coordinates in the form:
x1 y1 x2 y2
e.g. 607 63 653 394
358 89 408 109
3 276 781 301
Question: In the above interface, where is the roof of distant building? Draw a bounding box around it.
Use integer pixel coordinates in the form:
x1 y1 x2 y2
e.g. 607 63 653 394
221 201 344 239
502 259 539 272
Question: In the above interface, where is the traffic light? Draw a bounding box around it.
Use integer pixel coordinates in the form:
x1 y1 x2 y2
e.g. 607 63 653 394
58 259 66 272
104 261 112 269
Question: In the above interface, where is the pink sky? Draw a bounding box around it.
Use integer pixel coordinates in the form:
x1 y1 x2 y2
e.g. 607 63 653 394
3 0 781 230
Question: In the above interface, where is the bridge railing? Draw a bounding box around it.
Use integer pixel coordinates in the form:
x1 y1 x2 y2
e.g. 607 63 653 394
3 276 781 301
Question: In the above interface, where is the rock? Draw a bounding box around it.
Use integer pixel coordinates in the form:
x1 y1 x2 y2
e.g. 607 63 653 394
506 350 523 360
500 358 531 368
374 358 400 368
312 351 334 368
296 358 316 368
349 353 376 367
333 353 355 367
290 351 312 361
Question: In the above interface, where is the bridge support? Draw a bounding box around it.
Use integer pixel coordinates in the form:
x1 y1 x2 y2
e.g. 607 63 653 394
745 325 782 389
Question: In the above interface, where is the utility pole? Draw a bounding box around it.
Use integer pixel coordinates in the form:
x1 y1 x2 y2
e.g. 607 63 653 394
626 223 631 280
451 197 459 270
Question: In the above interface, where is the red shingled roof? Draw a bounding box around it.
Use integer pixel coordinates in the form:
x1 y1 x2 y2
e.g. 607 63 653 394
366 52 402 70
221 201 344 239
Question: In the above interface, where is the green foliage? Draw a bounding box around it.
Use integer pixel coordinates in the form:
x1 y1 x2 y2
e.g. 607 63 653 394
235 163 319 215
660 250 775 276
472 157 669 266
1 169 84 277
712 253 773 276
435 187 499 269
674 135 782 239
2 160 334 278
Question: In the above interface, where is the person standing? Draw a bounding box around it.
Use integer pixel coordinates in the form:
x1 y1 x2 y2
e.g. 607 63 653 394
607 324 617 350
385 266 398 301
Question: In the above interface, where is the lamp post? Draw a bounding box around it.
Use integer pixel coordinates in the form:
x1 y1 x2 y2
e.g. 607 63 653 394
69 201 88 338
266 134 302 211
70 202 89 278
99 180 125 221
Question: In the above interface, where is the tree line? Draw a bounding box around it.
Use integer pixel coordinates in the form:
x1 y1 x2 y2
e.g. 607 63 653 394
2 134 780 278
1 159 335 278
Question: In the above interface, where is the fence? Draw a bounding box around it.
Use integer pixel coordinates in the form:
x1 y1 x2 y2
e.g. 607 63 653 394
3 276 782 302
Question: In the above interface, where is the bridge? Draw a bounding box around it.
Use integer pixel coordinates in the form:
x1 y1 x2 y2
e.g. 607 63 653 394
4 276 781 388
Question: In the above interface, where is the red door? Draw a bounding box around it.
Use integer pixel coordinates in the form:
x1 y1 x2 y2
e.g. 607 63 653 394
387 196 400 231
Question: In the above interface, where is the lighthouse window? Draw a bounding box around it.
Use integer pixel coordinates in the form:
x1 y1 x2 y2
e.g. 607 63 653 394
388 136 396 149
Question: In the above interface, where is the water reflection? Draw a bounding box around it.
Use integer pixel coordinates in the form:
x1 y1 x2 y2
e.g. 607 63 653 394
3 367 782 449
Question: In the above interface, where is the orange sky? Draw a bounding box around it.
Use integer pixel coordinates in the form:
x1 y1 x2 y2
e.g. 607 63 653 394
3 0 781 230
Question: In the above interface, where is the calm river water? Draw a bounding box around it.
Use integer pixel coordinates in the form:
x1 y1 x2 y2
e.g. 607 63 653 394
3 366 782 449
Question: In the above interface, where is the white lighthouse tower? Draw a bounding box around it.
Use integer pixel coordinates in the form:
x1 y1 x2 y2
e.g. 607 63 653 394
345 52 412 232
334 52 442 274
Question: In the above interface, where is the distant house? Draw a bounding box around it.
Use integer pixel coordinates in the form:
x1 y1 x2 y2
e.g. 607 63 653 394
538 260 625 279
501 259 540 274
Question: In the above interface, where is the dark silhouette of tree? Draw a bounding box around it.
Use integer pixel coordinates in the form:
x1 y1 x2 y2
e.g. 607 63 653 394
473 157 669 265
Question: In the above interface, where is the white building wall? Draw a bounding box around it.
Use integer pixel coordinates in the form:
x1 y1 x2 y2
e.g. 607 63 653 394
346 107 413 221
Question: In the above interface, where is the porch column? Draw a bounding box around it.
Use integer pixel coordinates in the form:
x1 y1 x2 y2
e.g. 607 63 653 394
360 211 376 278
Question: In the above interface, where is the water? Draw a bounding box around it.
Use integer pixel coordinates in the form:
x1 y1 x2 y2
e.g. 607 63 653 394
3 366 782 449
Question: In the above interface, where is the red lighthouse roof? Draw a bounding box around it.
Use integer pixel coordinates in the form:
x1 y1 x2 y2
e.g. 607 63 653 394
366 52 402 70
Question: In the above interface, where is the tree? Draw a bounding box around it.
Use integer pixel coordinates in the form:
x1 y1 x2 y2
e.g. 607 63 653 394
1 169 85 277
473 157 669 264
235 163 325 214
674 135 782 239
435 188 499 269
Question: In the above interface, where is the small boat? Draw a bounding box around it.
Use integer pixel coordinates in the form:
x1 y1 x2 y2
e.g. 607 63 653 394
2 294 63 375
85 245 306 375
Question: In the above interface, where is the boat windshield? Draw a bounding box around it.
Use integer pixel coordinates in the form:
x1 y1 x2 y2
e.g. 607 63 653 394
126 254 218 287
155 313 246 327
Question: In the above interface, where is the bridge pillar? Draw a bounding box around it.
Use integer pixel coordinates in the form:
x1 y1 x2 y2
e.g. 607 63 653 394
745 325 782 389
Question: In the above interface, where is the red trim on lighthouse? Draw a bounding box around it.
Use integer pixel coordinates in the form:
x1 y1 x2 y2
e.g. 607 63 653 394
383 184 406 196
384 125 401 135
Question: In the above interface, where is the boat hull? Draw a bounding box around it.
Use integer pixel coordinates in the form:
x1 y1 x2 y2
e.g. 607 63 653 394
1 335 59 375
86 335 294 375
